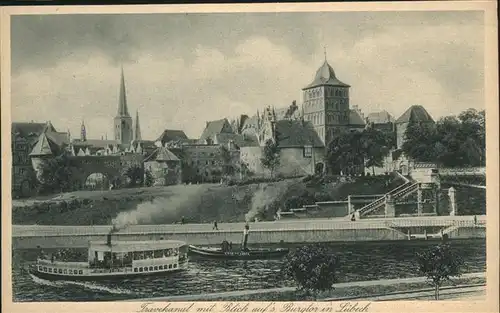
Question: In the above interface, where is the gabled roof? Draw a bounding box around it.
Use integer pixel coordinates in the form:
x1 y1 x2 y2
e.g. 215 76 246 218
12 122 55 138
45 131 70 146
275 120 324 148
155 129 189 145
214 132 259 148
30 132 59 156
303 60 350 90
143 147 180 162
349 110 366 126
396 105 434 124
366 110 395 124
199 118 234 143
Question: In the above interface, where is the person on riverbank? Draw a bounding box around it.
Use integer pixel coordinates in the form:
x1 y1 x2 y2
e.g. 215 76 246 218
213 221 218 230
473 215 477 225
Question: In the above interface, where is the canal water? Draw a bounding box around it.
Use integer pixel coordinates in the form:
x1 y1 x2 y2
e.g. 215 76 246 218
12 239 486 302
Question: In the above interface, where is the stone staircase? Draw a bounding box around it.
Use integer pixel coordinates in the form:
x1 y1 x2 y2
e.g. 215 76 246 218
349 181 419 218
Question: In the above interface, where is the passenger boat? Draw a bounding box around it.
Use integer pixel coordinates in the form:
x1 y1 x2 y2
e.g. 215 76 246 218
29 230 188 281
188 224 289 260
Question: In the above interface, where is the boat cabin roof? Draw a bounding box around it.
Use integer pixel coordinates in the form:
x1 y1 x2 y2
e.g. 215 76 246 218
89 240 186 253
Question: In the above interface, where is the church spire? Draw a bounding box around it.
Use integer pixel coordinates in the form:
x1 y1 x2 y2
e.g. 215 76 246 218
134 109 142 141
117 66 130 117
81 119 86 141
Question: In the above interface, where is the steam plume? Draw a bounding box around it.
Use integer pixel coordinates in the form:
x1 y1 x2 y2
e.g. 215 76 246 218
245 183 288 222
111 186 204 230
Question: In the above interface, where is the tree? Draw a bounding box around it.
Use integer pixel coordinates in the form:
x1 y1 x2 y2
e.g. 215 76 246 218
416 243 465 300
37 151 77 194
360 128 392 175
402 122 439 162
122 165 144 187
401 109 486 167
326 129 364 175
260 139 280 178
219 145 235 177
282 244 339 299
144 169 154 187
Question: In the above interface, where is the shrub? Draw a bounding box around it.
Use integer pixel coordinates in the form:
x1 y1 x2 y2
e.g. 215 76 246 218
282 244 340 299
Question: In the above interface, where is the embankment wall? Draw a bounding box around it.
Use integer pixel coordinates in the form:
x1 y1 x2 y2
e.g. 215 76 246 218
12 226 485 249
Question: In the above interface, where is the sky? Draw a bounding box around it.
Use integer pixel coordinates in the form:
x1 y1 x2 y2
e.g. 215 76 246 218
11 10 485 140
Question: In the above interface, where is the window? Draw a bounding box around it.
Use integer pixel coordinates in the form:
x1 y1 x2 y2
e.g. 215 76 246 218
174 264 178 268
144 267 148 272
159 265 163 270
304 146 313 158
134 268 138 272
59 269 63 274
43 267 47 272
48 268 52 273
139 267 144 272
79 270 83 275
149 266 153 271
63 269 67 274
69 270 73 274
169 264 172 269
154 266 158 271
38 266 42 271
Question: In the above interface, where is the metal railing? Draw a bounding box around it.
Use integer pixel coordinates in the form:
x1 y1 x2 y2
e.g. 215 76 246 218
354 181 415 216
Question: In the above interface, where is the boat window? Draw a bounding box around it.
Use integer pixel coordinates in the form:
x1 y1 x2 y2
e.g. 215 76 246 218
154 266 158 271
159 265 163 270
174 264 177 268
48 268 52 273
144 267 148 272
153 250 163 258
149 266 153 271
139 267 143 272
63 269 67 274
79 270 83 275
134 268 138 272
58 269 63 274
69 270 72 274
144 251 154 259
38 266 42 271
164 249 172 257
168 264 172 269
43 267 47 272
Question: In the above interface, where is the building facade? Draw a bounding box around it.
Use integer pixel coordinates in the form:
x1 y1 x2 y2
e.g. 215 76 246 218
302 59 351 146
144 147 182 186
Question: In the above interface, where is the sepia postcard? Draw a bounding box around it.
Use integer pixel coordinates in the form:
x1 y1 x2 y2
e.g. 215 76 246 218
1 2 499 313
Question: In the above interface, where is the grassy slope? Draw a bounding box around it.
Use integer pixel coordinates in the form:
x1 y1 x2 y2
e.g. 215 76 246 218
12 175 410 226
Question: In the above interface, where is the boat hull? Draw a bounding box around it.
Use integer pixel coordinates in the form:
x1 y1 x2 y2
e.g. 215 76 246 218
188 245 289 260
28 265 186 282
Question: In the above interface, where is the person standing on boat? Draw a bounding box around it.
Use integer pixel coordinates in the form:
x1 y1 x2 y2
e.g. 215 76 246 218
242 223 250 252
213 220 218 230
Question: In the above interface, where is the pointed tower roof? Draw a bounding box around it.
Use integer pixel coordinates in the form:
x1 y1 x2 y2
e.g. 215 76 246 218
30 132 57 156
303 58 350 90
117 67 130 117
135 109 142 141
396 105 435 124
